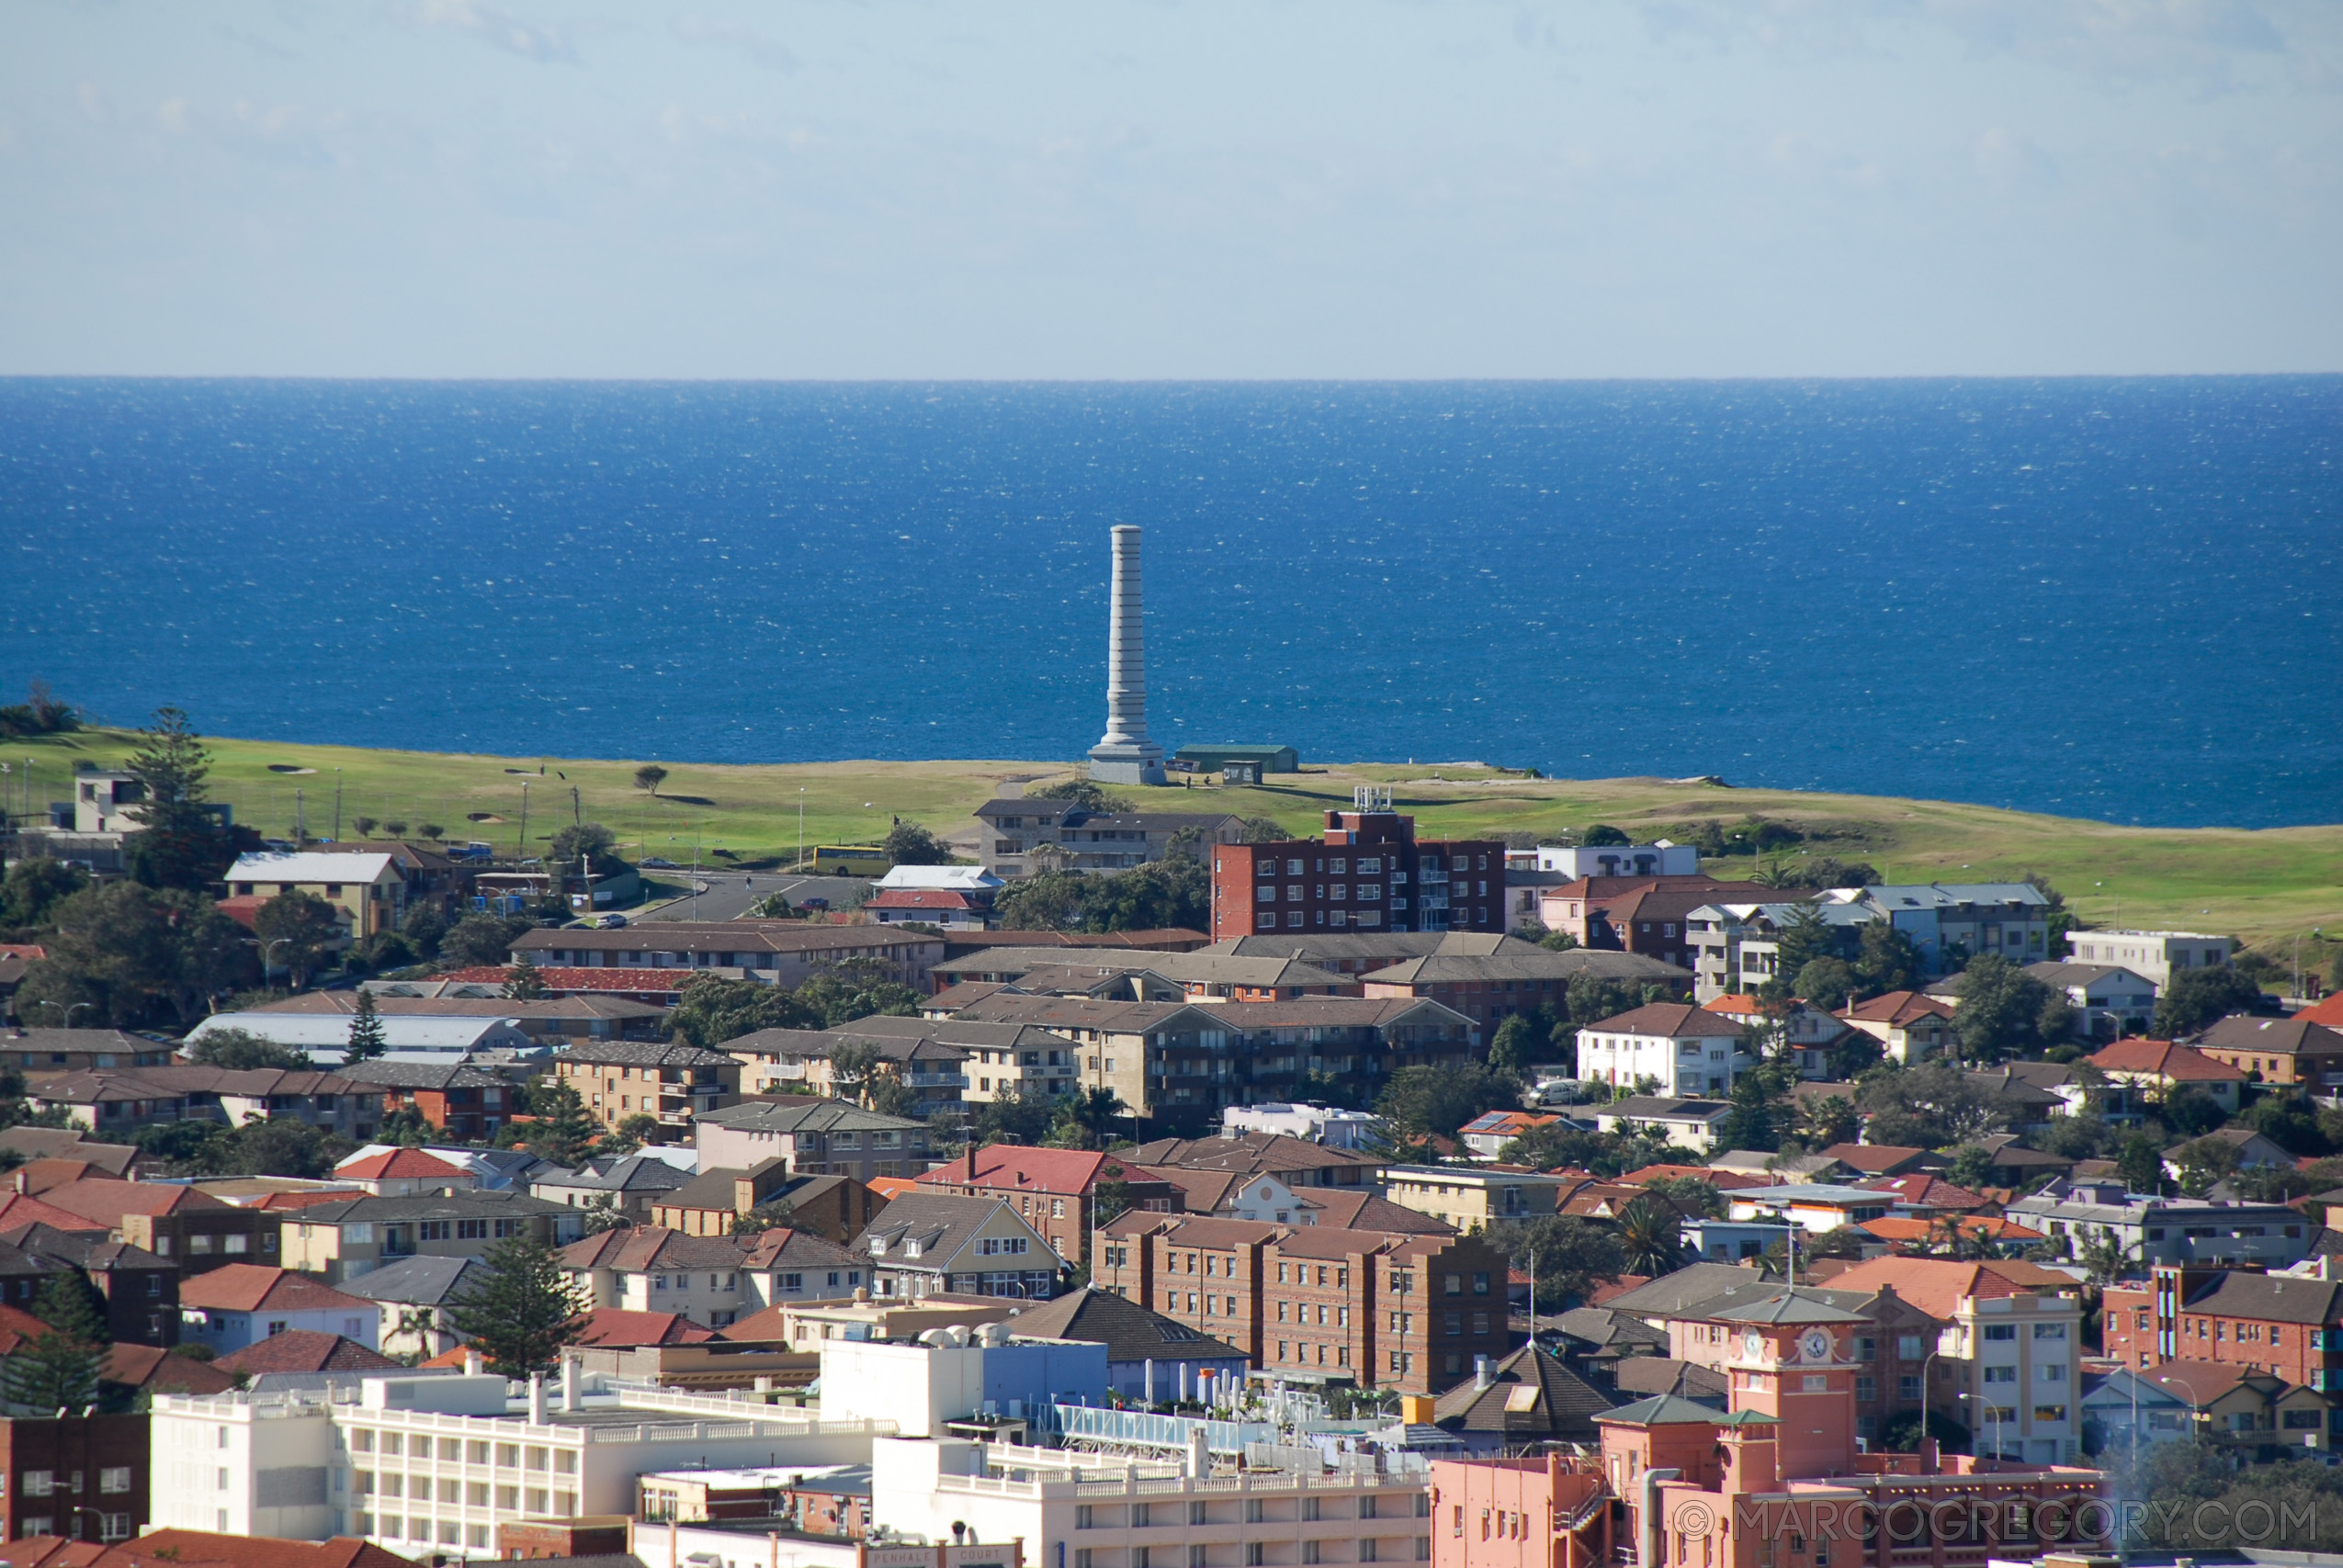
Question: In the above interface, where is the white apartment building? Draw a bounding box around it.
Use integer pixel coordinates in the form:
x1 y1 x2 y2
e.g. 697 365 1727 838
1825 883 2053 973
2065 930 2234 988
1682 901 1875 1003
1574 1003 1750 1097
1508 842 1700 878
1940 1291 2083 1465
1221 1103 1381 1150
871 1435 1432 1568
148 1369 885 1554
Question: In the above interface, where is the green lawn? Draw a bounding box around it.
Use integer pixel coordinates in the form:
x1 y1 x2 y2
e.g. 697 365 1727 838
15 728 2342 955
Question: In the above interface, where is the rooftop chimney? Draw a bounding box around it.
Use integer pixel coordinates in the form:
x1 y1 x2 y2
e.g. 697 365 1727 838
561 1353 580 1411
527 1371 546 1424
464 1349 482 1376
1474 1356 1492 1390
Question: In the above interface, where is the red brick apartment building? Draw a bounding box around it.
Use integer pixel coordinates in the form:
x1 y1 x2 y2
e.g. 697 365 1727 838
2104 1261 2343 1389
1209 795 1504 942
1094 1211 1516 1394
912 1144 1182 1267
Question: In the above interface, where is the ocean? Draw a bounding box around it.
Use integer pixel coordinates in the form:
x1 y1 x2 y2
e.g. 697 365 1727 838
1 378 2336 829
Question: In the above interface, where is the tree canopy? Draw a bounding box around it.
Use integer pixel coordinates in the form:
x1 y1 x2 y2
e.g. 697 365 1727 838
186 1027 311 1071
445 1235 588 1377
345 990 389 1065
2153 965 2267 1038
440 912 532 969
546 823 626 876
1026 780 1128 812
15 882 256 1028
254 889 345 987
1375 1063 1520 1142
121 707 239 890
881 821 955 865
1952 954 2066 1062
1855 1059 2025 1148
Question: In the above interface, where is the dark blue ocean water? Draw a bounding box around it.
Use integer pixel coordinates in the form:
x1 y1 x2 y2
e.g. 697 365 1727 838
1 378 2337 829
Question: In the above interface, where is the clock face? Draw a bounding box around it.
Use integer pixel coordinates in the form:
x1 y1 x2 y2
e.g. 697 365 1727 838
1802 1331 1832 1363
1743 1330 1765 1359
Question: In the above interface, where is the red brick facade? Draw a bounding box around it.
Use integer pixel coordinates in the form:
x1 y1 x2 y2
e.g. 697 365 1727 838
0 1413 148 1544
1208 808 1503 942
2103 1263 2343 1390
1094 1213 1516 1394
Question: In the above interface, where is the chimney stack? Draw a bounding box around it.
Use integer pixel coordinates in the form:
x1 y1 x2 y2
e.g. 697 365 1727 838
464 1349 482 1376
527 1371 547 1424
1474 1355 1492 1391
562 1353 580 1411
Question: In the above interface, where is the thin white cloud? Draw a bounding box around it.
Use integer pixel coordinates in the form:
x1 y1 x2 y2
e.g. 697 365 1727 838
672 14 798 73
404 0 577 64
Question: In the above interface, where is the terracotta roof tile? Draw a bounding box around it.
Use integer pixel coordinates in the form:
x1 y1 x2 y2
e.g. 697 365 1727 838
213 1331 399 1376
179 1263 373 1315
335 1148 470 1181
570 1308 714 1348
2089 1038 2249 1082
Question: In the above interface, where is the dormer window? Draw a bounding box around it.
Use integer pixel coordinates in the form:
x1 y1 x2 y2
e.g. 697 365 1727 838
903 1239 922 1258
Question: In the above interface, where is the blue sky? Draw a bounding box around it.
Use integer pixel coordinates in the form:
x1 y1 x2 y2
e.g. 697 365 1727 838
4 0 2337 377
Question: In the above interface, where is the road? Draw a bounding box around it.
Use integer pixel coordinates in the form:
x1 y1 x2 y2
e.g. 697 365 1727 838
631 872 874 923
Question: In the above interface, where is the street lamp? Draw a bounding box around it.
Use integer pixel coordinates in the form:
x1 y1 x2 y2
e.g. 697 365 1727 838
35 1000 93 1027
1958 1391 2008 1464
243 936 293 987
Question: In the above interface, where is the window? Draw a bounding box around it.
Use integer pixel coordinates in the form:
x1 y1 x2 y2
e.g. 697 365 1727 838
1983 1325 2016 1341
1896 1334 1924 1359
2032 1323 2066 1340
418 1222 451 1243
22 1470 53 1496
457 1219 488 1240
1984 1366 2018 1383
2033 1404 2068 1423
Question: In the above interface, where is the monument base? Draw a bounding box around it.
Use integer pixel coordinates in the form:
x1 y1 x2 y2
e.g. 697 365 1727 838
1090 746 1167 786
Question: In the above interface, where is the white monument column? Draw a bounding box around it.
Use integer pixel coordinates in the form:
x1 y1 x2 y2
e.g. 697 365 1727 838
1089 524 1168 785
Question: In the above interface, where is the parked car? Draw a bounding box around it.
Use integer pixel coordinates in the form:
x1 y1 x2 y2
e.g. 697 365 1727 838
641 856 678 869
800 897 831 911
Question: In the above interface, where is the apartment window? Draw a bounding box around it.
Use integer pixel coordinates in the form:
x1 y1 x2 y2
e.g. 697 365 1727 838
1984 1325 2016 1341
100 1467 132 1494
419 1222 451 1243
457 1220 488 1240
1304 1546 1322 1566
1896 1334 1924 1359
1305 1497 1322 1522
1898 1375 1921 1401
2032 1323 2067 1341
22 1470 53 1496
1856 1376 1877 1402
1247 1549 1265 1568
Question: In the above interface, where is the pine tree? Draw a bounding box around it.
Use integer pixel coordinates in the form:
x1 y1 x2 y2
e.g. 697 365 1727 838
503 955 548 1000
519 1080 601 1168
121 707 235 891
444 1235 585 1377
345 989 388 1066
6 1272 106 1415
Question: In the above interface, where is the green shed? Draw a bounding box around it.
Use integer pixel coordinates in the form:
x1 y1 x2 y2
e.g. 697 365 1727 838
1173 744 1299 774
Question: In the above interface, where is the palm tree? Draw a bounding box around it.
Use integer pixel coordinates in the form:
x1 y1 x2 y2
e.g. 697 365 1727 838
2075 1227 2140 1292
1613 1195 1684 1278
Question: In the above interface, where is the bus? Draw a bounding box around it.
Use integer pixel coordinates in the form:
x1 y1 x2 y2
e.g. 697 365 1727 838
810 845 893 875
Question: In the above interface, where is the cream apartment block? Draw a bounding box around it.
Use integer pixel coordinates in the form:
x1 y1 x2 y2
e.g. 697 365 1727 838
227 851 410 940
2065 930 2235 988
148 1370 885 1553
1826 1258 2087 1466
277 1190 583 1283
1380 1166 1567 1233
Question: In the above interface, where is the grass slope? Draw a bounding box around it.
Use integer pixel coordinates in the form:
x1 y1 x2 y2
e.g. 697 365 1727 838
11 729 2340 952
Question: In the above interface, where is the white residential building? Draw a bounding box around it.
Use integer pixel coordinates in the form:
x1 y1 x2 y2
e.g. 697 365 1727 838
1682 901 1876 1003
147 1370 884 1551
1574 1003 1750 1097
868 1434 1432 1567
1221 1102 1381 1150
2065 930 2234 988
1823 883 2054 974
1509 842 1700 878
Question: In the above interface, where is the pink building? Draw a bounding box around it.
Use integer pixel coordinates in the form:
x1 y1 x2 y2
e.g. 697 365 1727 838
1432 1288 2111 1568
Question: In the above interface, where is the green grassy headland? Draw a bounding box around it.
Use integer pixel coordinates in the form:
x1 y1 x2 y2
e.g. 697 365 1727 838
10 728 2341 955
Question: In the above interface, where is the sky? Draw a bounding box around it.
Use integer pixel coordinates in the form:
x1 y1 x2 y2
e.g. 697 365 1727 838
3 0 2339 378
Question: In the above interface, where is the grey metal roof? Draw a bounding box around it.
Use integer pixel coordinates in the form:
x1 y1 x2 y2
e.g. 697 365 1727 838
1593 1392 1737 1427
532 1154 696 1195
1712 1291 1870 1325
556 1041 738 1070
337 1255 492 1306
696 1099 926 1134
281 1190 571 1225
854 1192 1047 1273
1005 1287 1247 1364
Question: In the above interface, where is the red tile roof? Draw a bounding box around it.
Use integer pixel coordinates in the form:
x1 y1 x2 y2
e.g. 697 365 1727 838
336 1148 469 1181
44 1529 412 1568
444 965 695 995
1819 1256 2077 1320
570 1308 713 1348
103 1342 237 1395
2300 994 2343 1028
867 1177 920 1200
1838 991 1956 1026
256 1190 366 1211
1819 1143 1931 1175
0 1302 60 1355
914 1144 1140 1198
179 1263 373 1315
868 889 981 910
2090 1038 2248 1082
1858 1173 1994 1212
0 1193 108 1234
1702 995 1767 1016
213 1331 400 1375
1582 1003 1747 1039
40 1178 232 1224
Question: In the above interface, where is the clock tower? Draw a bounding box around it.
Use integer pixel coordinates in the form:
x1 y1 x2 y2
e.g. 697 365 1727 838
1718 1296 1866 1482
